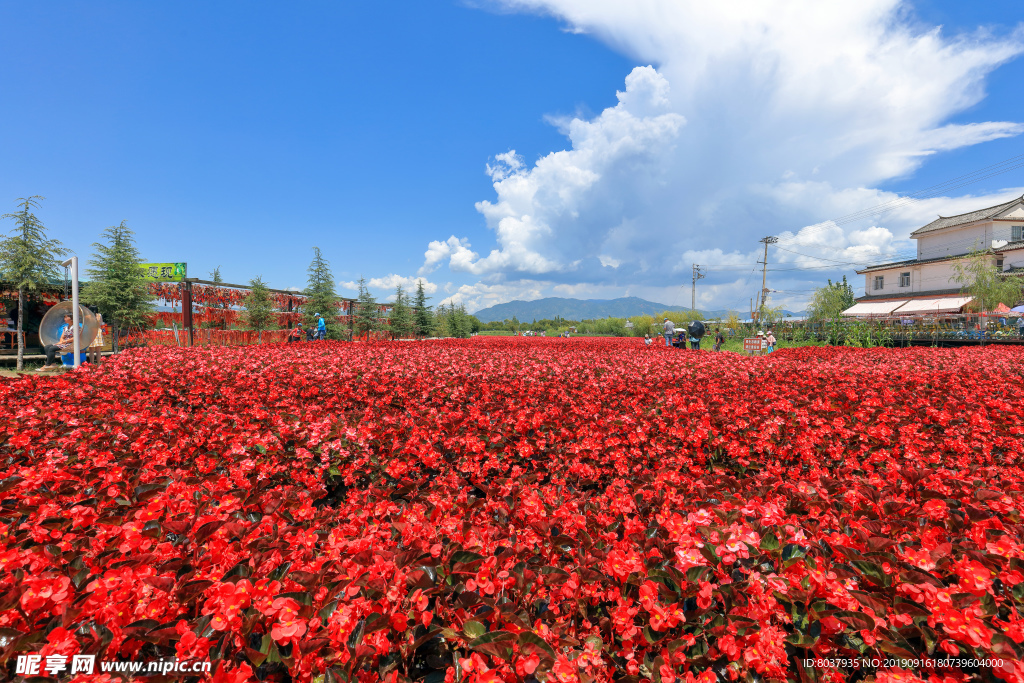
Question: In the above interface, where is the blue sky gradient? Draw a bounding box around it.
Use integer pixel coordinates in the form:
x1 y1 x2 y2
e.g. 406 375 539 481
2 1 1023 311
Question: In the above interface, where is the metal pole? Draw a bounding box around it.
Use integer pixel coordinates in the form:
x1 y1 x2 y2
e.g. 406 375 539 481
758 236 777 321
183 280 194 347
61 257 82 368
691 264 704 312
72 257 80 367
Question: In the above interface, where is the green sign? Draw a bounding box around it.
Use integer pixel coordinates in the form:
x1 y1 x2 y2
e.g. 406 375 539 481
139 263 187 281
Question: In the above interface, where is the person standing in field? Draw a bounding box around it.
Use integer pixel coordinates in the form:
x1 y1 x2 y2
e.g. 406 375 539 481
316 313 326 340
713 328 724 351
766 330 776 353
662 318 675 347
1018 316 1024 338
288 323 304 343
87 313 105 365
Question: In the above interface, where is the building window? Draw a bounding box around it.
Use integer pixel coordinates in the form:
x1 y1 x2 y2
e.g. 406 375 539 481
1014 226 1024 241
899 272 910 287
873 275 884 290
997 258 1004 270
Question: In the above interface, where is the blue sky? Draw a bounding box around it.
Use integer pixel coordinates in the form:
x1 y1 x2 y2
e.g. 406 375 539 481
2 1 1023 313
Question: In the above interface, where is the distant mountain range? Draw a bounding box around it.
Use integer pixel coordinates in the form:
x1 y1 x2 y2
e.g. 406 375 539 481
473 297 807 322
471 297 732 322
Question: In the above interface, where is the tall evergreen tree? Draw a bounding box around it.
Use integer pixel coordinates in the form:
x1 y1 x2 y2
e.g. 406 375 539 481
0 196 68 370
353 277 382 339
389 284 415 339
243 276 277 337
412 279 433 338
206 266 226 329
303 247 341 338
84 221 155 351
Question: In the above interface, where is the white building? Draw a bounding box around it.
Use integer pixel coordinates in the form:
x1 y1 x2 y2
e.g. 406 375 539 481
845 194 1024 317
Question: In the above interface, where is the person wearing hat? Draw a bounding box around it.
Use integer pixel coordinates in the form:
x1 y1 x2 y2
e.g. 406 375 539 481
766 329 776 353
315 313 327 340
662 318 675 347
288 322 304 343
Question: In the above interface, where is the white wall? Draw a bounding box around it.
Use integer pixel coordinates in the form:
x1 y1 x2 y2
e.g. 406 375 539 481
861 258 992 297
1003 247 1024 271
916 220 1024 259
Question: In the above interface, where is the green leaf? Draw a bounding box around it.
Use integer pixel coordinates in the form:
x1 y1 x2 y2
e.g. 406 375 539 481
781 544 806 561
462 620 486 639
518 631 556 659
851 560 889 587
685 566 712 584
759 531 781 552
319 600 339 621
785 633 818 647
469 630 516 661
834 610 876 631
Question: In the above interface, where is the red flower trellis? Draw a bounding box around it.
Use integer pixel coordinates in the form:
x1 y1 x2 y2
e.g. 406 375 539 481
145 284 363 329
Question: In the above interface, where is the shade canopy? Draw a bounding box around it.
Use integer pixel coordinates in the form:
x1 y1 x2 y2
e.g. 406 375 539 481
892 296 973 315
993 303 1012 314
841 300 909 317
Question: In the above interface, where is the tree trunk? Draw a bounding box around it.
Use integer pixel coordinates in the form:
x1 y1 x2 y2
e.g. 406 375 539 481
16 289 24 372
112 322 119 354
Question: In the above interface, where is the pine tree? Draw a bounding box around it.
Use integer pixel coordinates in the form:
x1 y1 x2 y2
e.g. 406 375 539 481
353 277 381 339
454 303 473 338
304 247 341 339
412 279 433 338
243 276 277 337
84 221 155 351
206 266 225 329
389 284 415 339
0 197 68 370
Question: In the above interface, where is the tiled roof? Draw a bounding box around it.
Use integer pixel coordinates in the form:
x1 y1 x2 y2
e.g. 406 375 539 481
855 288 964 302
910 195 1024 236
855 254 960 274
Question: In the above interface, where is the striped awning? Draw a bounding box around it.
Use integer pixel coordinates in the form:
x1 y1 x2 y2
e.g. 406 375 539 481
892 296 973 315
842 300 909 317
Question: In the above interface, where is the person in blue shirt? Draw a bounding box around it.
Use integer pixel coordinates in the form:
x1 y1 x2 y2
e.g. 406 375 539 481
316 313 327 340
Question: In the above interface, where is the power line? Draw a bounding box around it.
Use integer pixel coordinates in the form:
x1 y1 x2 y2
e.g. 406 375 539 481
691 264 705 311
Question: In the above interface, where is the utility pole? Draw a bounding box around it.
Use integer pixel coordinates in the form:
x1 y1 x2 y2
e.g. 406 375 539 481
757 236 778 322
691 264 705 312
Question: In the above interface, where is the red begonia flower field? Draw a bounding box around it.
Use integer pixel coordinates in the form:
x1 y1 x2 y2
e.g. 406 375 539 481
2 338 1023 683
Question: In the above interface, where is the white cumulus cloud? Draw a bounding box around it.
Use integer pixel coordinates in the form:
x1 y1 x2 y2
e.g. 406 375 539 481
425 0 1024 309
340 275 437 296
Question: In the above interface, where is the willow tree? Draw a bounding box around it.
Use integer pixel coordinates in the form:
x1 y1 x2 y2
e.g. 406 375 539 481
0 197 67 370
953 248 1022 314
